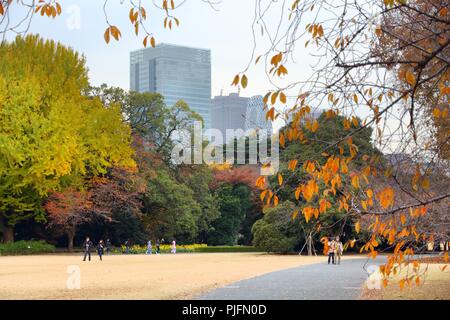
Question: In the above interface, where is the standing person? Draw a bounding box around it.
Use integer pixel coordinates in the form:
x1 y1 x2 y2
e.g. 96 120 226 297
327 238 336 265
146 240 152 255
82 236 93 262
155 239 160 254
124 239 130 254
335 237 343 265
97 240 104 261
105 239 112 255
171 239 176 254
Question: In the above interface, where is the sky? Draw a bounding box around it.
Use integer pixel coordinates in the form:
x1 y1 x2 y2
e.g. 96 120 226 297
10 0 313 94
8 0 321 131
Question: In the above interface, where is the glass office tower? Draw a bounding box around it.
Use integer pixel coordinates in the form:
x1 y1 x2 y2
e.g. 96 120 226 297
130 43 212 129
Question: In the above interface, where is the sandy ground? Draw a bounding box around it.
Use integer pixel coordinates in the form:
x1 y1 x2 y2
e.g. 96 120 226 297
0 253 342 300
360 263 450 300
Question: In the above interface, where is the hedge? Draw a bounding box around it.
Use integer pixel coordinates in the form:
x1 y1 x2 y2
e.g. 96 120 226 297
0 240 56 256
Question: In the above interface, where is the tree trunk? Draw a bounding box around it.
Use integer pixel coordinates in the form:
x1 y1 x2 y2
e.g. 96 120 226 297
0 212 14 243
67 230 75 252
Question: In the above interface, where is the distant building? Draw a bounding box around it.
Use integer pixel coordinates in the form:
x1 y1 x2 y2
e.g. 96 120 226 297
130 43 212 128
211 92 272 142
245 95 272 135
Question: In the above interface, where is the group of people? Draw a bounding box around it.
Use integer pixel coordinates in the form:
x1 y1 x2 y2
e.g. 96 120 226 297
327 237 343 265
145 239 177 254
82 237 177 261
82 237 112 262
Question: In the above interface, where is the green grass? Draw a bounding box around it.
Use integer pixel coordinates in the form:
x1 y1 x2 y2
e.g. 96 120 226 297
0 240 55 256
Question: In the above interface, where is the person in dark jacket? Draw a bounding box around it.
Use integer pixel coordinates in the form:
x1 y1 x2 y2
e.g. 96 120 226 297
97 240 104 261
155 239 160 254
82 237 93 261
105 239 112 255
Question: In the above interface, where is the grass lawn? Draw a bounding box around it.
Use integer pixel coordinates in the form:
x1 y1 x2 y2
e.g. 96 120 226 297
0 252 335 299
360 262 450 300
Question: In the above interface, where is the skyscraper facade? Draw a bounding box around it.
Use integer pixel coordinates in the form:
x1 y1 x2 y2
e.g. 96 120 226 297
130 43 212 128
211 92 272 142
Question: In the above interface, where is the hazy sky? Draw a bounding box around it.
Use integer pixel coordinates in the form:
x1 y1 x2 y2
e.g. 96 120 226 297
6 0 321 131
12 0 312 97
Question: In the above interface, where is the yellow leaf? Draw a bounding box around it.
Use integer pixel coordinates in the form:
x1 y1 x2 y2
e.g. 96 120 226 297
351 175 360 189
260 189 268 201
279 92 287 104
231 74 240 86
278 173 283 186
288 159 298 171
432 108 441 118
273 195 279 206
400 214 406 225
279 132 285 147
378 187 395 209
241 74 248 88
355 221 361 234
405 70 416 86
422 178 430 190
150 36 156 48
311 120 319 133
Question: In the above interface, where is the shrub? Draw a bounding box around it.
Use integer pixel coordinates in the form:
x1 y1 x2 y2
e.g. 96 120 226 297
0 240 55 256
252 220 296 253
111 243 261 254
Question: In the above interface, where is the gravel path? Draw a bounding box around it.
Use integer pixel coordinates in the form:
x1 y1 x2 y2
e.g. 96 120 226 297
199 257 386 300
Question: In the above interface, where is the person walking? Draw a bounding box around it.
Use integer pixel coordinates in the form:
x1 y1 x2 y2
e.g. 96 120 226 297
105 239 112 255
171 239 176 254
146 240 152 254
327 238 336 265
335 237 343 265
97 240 104 261
124 239 130 254
155 239 160 254
82 237 93 261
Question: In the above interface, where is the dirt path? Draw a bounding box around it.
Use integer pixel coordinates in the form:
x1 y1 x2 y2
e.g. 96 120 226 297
0 253 340 300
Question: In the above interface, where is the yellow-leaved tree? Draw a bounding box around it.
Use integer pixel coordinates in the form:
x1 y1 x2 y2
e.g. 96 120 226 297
0 35 135 242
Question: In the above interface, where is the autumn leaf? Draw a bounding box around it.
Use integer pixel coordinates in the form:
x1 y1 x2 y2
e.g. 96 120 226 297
104 28 111 44
279 92 287 104
355 221 361 233
405 70 416 86
277 173 283 186
311 119 319 133
241 74 248 88
231 74 240 86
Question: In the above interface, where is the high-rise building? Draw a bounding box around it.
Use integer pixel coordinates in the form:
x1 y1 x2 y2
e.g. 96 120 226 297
130 43 212 128
245 95 272 134
211 92 272 142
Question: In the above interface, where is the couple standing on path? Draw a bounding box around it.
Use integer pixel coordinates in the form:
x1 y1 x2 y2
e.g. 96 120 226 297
327 237 343 265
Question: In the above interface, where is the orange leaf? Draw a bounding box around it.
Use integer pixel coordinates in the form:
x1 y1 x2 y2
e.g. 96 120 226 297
277 173 283 186
104 28 111 44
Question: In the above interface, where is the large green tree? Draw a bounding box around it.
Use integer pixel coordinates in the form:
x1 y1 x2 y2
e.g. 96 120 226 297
0 35 135 242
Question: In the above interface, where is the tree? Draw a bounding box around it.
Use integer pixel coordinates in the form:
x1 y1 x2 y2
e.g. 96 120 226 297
44 190 93 252
0 35 135 242
252 202 297 253
89 85 203 164
181 166 220 243
143 170 201 243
